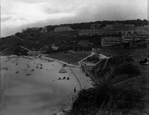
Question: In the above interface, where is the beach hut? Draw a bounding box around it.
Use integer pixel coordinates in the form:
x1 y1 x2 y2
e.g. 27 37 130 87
59 68 67 73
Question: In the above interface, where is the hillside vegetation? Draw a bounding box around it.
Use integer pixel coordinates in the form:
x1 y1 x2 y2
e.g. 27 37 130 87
67 48 149 115
0 19 148 55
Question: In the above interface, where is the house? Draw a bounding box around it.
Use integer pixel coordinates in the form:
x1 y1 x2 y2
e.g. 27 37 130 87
51 44 59 50
79 29 103 36
129 39 148 48
90 23 101 29
40 46 49 53
115 29 134 35
80 53 110 74
92 48 100 52
103 23 135 35
121 34 135 43
77 40 92 51
135 26 146 33
80 61 97 73
134 26 149 40
79 30 92 36
101 36 121 47
78 40 91 47
103 24 113 30
54 26 73 32
135 32 149 40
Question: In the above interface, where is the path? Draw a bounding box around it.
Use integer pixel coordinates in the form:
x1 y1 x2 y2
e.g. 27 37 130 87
71 68 93 89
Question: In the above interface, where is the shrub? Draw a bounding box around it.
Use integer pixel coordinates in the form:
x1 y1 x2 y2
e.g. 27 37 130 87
112 63 140 77
68 55 144 115
86 56 99 62
108 55 134 66
125 56 134 62
68 84 145 115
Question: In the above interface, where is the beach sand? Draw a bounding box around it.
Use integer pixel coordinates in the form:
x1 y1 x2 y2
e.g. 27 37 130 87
0 56 91 115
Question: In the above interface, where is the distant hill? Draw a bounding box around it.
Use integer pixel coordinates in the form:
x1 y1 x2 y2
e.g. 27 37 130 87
0 19 148 55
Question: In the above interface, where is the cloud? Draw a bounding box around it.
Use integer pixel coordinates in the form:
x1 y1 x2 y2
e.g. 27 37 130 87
8 0 48 4
1 17 12 22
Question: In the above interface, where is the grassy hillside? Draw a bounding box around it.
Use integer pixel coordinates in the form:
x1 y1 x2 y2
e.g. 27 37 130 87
0 30 80 55
47 51 90 65
67 47 149 115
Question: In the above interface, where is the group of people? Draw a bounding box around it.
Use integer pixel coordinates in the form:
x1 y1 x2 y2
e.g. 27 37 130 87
14 62 34 76
1 67 8 70
36 63 43 69
140 56 149 65
58 76 70 80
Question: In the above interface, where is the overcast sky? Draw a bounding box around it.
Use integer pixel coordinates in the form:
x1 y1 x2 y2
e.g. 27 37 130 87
1 0 148 37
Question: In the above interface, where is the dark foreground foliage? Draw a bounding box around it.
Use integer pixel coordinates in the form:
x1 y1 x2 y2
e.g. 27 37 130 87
67 55 146 115
68 84 145 115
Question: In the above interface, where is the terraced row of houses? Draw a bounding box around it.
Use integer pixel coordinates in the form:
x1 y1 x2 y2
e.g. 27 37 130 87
79 24 149 47
21 23 149 48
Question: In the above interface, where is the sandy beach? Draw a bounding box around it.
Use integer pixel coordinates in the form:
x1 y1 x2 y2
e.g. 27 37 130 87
0 56 92 115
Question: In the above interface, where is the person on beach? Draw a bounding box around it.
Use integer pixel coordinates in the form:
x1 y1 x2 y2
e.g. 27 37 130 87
31 69 34 71
5 67 8 70
27 64 30 68
74 87 76 93
140 56 149 65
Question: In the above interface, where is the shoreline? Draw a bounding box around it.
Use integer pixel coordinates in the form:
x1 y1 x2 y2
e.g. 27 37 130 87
41 55 93 88
0 55 93 115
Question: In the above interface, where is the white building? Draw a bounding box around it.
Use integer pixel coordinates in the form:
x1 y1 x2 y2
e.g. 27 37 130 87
80 53 110 74
51 44 59 50
135 26 149 40
136 33 149 40
103 23 135 35
101 36 121 47
79 29 103 36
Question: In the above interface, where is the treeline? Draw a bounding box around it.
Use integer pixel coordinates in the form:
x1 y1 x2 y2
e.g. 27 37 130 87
46 19 148 31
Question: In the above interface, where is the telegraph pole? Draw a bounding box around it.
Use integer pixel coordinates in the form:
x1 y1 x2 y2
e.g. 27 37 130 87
147 39 149 110
0 5 2 104
147 0 149 109
73 41 75 51
0 51 1 104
